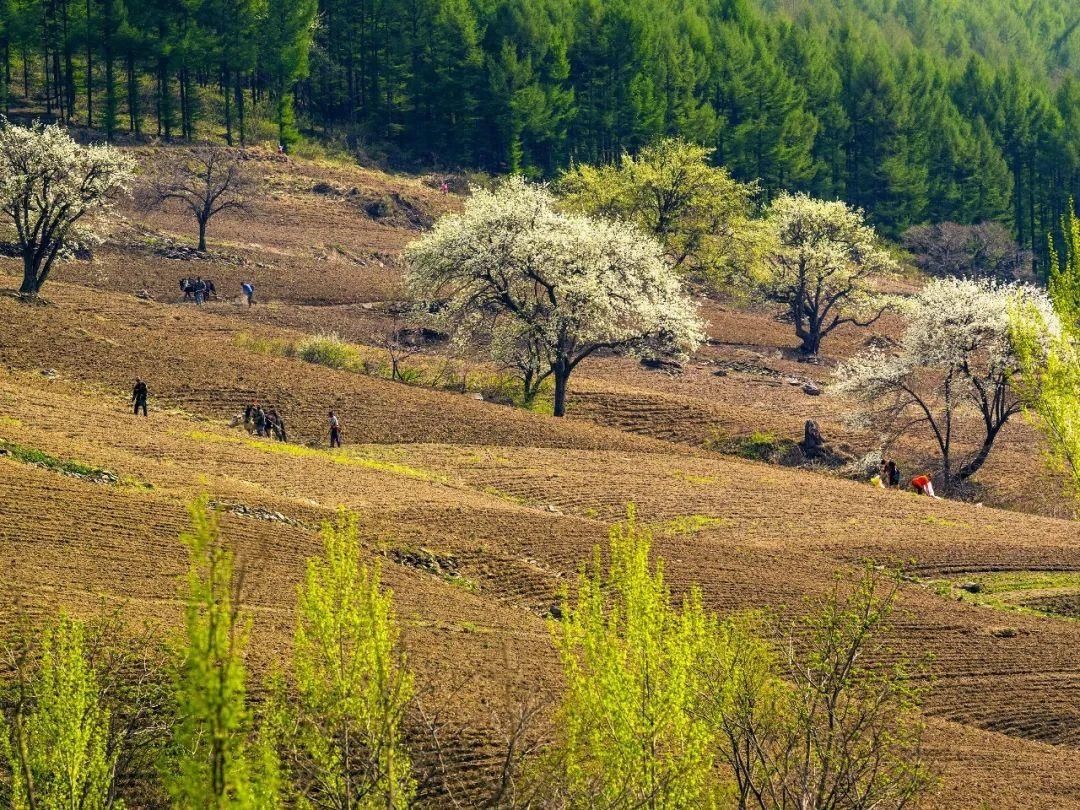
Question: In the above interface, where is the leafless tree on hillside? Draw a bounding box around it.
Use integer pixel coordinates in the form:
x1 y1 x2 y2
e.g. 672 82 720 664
141 145 251 252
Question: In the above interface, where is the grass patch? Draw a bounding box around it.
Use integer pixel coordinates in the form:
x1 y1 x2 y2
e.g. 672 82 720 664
296 333 363 370
0 439 108 479
924 570 1080 620
706 430 799 463
658 514 729 535
235 330 554 411
669 470 719 486
184 428 438 481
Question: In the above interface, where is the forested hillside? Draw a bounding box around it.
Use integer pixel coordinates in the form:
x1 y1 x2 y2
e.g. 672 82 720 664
1 0 1078 264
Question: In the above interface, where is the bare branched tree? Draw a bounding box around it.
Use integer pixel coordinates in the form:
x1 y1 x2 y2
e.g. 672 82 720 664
372 307 425 382
141 146 251 251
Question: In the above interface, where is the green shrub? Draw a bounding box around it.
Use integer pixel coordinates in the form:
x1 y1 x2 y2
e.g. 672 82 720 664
0 616 118 810
296 333 360 370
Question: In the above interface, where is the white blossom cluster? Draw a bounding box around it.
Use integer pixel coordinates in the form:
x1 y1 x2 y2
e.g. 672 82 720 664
758 192 897 353
0 119 135 292
836 277 1059 399
405 177 705 385
835 278 1060 482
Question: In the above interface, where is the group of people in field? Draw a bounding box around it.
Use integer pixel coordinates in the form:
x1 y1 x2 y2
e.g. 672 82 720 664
179 276 216 304
874 458 939 498
244 401 288 442
179 277 256 307
130 380 344 450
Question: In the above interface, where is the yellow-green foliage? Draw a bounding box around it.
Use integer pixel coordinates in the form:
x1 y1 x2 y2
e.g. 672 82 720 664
1048 207 1080 327
546 516 932 809
0 616 118 810
559 137 767 287
287 512 415 809
165 497 275 809
295 333 362 370
548 506 731 807
1012 224 1080 500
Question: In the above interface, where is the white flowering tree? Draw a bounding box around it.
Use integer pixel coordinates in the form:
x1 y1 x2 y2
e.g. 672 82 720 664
0 120 135 297
760 193 896 356
405 177 704 416
835 278 1060 490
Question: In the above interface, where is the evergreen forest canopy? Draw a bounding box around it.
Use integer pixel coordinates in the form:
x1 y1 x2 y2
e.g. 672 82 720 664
1 0 1078 268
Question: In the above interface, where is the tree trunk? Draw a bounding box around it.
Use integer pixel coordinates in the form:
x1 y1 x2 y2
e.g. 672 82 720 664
799 324 821 356
20 255 39 296
552 358 569 417
198 218 207 252
957 422 1007 482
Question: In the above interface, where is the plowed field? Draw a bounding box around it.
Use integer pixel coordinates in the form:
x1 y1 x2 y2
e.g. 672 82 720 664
0 149 1078 807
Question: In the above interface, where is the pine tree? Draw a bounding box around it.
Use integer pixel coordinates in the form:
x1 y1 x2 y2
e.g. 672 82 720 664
261 0 315 148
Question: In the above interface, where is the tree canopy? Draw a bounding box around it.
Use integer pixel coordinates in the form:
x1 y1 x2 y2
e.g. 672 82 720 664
836 278 1059 490
405 177 704 416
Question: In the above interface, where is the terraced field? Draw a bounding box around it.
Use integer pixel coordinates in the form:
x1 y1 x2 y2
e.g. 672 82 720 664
0 149 1078 806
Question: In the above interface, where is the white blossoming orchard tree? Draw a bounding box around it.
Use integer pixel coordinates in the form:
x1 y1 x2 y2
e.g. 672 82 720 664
761 193 896 356
0 120 135 298
835 277 1060 491
405 177 705 417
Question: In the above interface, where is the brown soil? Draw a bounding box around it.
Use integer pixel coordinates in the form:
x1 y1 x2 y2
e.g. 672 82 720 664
0 147 1077 807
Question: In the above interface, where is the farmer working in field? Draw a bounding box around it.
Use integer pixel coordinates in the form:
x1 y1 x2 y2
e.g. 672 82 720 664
911 474 939 498
882 459 901 488
268 408 287 442
329 410 342 448
242 281 255 307
132 379 148 417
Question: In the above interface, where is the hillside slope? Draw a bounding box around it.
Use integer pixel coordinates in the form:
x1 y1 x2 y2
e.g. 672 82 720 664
2 279 1079 806
1 150 1078 806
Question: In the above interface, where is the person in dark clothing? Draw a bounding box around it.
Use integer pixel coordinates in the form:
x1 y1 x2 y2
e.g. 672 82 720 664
193 276 206 305
882 459 901 488
253 405 267 437
329 410 341 448
132 379 148 416
268 409 287 442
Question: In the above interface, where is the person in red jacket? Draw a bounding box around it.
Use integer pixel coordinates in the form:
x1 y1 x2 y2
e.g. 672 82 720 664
911 474 938 498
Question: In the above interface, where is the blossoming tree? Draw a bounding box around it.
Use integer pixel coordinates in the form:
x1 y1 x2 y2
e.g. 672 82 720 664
405 177 704 416
0 120 135 297
760 193 896 356
835 277 1059 490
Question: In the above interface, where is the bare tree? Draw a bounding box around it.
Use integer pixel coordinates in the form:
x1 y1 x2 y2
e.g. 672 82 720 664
902 222 1032 282
371 307 425 382
142 146 250 252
